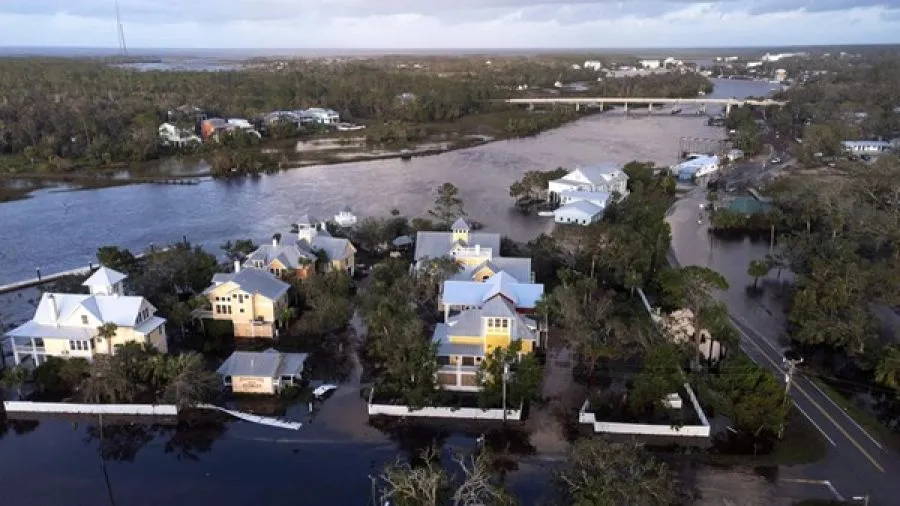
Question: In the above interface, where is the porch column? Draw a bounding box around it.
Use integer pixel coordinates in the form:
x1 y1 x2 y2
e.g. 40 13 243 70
11 340 20 366
725 103 732 116
444 304 450 322
30 337 38 366
648 103 653 114
575 103 580 112
624 102 629 115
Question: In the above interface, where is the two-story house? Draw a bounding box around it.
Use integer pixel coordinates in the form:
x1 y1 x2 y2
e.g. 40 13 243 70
432 294 540 391
2 267 167 368
440 271 544 322
296 215 357 276
548 163 629 226
201 263 290 339
547 163 629 202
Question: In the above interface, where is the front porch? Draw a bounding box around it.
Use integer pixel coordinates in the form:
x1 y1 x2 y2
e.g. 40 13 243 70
1 337 48 368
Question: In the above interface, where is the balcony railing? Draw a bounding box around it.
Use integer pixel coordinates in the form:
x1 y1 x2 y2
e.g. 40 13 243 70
12 345 46 354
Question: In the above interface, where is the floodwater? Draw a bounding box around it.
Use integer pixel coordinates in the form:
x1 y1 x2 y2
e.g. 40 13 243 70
0 78 770 286
0 79 776 505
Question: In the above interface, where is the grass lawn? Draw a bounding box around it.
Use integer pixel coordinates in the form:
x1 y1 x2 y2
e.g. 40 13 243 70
696 408 828 467
809 376 900 452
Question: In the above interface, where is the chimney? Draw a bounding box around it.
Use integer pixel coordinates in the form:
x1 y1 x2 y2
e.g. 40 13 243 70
48 294 59 326
273 237 278 247
234 260 241 273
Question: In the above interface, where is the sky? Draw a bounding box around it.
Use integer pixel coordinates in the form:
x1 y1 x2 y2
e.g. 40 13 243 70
1 1 900 49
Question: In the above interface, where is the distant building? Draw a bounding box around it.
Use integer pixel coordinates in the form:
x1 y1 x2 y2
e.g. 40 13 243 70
727 149 744 162
217 349 308 395
158 123 200 147
295 215 357 275
299 108 340 125
201 117 260 141
842 140 893 154
334 206 358 228
774 69 788 82
640 59 661 69
583 60 604 71
672 155 721 181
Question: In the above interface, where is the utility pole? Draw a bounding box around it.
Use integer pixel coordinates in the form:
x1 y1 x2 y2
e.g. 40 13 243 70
501 362 510 424
779 354 803 439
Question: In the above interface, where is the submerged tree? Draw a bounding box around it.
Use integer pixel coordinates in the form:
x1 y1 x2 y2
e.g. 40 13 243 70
429 182 466 225
556 438 683 506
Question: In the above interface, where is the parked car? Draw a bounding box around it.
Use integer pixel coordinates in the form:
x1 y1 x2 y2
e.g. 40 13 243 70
771 157 782 164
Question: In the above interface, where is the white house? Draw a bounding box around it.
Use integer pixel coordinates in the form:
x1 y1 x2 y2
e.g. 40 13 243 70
672 155 721 181
548 163 629 203
842 140 893 154
300 108 340 125
583 60 604 71
553 200 605 226
158 123 200 147
334 206 358 227
2 267 167 368
640 59 661 69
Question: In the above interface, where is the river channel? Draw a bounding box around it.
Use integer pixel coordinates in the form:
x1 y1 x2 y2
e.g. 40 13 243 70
0 78 776 506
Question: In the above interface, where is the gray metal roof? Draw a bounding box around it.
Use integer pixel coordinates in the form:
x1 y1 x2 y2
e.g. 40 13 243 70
433 324 484 357
413 231 501 261
205 268 290 300
298 235 355 262
579 163 625 183
244 243 315 270
554 200 604 219
451 217 470 231
216 349 308 378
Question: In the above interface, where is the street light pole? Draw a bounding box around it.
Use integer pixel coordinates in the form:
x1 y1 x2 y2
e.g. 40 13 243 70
779 355 803 439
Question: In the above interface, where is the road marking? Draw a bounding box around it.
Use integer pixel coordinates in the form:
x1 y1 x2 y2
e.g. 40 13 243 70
782 479 845 501
733 319 886 474
794 402 837 447
731 313 885 451
805 377 884 450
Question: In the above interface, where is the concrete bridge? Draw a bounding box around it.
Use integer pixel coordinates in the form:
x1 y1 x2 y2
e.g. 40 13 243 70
504 97 787 116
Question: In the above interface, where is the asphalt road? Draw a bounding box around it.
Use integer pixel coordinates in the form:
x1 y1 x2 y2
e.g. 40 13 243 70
667 187 900 505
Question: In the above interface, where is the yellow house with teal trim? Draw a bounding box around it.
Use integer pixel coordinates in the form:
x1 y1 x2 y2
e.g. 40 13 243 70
432 294 539 391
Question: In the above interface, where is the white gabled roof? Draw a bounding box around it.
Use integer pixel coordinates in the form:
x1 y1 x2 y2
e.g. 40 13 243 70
6 292 158 340
82 267 127 288
554 200 604 219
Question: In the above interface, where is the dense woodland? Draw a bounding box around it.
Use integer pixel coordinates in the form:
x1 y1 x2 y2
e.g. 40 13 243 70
0 57 710 174
752 52 900 421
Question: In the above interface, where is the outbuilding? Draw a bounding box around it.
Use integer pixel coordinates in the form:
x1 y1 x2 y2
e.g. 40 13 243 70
553 200 604 225
217 349 308 395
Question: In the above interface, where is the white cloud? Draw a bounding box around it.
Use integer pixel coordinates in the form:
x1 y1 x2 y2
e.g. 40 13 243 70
0 2 898 48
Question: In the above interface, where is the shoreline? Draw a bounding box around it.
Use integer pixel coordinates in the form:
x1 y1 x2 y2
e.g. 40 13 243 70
0 108 720 203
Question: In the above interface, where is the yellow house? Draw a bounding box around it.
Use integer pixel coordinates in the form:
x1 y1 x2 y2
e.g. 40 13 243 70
2 267 168 368
216 349 308 395
201 263 290 339
432 294 538 391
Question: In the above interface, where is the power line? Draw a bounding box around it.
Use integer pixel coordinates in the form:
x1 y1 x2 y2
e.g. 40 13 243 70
115 1 127 57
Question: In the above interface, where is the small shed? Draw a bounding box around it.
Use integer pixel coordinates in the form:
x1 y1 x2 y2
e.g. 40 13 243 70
217 349 308 395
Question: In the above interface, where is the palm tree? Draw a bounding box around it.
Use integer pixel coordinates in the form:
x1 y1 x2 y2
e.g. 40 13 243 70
160 353 220 408
96 322 119 356
747 260 770 289
277 306 296 329
1 365 28 399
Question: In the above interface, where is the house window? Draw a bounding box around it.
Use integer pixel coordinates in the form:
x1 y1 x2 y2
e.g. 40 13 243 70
215 304 232 315
437 356 450 366
69 340 90 351
461 356 475 367
81 315 89 325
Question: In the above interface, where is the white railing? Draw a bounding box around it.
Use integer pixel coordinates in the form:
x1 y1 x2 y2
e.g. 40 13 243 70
452 247 492 258
12 345 46 354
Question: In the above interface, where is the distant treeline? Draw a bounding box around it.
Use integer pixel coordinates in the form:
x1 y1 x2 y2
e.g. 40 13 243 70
0 58 711 173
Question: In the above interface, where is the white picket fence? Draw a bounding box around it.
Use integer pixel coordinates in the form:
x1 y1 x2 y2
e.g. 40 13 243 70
367 389 522 420
579 383 711 438
3 401 178 416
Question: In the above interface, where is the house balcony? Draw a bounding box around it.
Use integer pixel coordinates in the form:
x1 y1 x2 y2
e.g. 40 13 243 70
12 344 46 355
451 247 492 260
